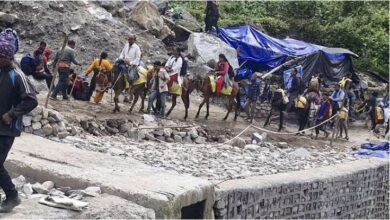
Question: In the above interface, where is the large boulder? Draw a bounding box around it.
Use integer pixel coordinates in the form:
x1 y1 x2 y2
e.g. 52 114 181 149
128 1 173 39
129 2 163 33
172 8 202 32
188 33 239 69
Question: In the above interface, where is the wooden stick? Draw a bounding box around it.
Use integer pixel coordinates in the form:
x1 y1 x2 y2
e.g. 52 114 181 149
44 33 69 108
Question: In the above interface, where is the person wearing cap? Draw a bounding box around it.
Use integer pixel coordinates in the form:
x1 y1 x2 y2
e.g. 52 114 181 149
0 31 38 212
51 40 81 100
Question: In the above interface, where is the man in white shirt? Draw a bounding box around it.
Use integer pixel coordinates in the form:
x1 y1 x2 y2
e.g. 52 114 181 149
165 48 183 86
119 35 141 66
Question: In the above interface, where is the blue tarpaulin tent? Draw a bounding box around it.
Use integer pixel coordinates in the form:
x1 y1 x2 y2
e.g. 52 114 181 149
215 25 359 84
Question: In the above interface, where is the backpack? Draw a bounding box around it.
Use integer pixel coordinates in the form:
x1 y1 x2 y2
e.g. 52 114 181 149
0 29 17 56
21 54 40 76
179 56 188 76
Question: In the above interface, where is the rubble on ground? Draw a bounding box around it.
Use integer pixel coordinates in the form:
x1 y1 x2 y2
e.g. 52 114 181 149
56 131 358 181
23 105 78 139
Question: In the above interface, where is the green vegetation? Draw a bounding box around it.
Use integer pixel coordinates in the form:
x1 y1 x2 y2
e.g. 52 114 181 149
172 1 389 77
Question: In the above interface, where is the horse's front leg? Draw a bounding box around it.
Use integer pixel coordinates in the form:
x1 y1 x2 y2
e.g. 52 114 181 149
196 98 207 119
129 93 139 113
166 95 176 117
113 91 121 113
223 96 233 121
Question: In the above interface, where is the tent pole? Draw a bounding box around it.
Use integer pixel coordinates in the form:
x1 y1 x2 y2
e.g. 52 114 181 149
258 53 314 79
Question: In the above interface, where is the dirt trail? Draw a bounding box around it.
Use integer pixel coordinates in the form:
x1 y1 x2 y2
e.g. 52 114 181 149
38 90 381 150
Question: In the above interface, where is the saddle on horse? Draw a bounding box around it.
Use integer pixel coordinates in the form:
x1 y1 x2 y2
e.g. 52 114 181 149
209 75 232 95
114 59 139 84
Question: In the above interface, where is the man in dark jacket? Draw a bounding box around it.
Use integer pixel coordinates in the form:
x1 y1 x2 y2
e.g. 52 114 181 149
205 0 220 34
286 68 301 112
0 33 38 212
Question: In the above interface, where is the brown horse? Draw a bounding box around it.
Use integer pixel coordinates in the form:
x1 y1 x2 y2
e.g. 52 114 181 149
194 75 240 121
107 66 151 113
165 76 194 120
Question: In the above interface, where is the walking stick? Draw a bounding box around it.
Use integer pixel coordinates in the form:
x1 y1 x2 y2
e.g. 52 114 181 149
45 33 69 108
69 76 77 98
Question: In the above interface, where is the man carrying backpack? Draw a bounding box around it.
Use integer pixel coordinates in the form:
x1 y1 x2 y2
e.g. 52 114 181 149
51 40 81 100
0 30 38 212
165 48 183 87
286 68 301 112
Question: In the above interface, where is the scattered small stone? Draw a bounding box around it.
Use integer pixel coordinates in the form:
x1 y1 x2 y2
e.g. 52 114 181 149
57 131 68 139
244 144 260 152
278 142 289 148
23 183 33 196
173 135 182 143
22 116 32 127
12 175 26 190
289 147 311 159
32 182 49 194
195 136 207 144
42 124 54 136
231 138 246 148
32 122 42 130
42 181 55 191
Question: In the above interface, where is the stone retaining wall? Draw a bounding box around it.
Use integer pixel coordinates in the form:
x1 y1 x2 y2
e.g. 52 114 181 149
214 158 389 219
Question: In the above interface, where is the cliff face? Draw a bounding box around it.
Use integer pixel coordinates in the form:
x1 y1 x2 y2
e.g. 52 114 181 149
0 1 168 67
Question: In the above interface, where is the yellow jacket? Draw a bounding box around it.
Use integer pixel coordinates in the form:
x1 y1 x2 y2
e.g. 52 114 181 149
86 58 113 76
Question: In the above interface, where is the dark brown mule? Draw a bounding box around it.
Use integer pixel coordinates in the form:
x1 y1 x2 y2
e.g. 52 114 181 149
165 76 194 120
107 66 151 113
194 75 240 121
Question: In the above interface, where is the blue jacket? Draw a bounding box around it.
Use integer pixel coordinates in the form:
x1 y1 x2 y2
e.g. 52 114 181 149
317 100 331 119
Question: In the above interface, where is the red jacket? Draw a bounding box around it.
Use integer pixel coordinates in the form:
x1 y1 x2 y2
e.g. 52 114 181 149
215 61 229 76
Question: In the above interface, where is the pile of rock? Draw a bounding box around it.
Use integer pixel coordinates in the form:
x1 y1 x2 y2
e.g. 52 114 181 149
79 118 131 136
22 106 77 139
128 127 213 144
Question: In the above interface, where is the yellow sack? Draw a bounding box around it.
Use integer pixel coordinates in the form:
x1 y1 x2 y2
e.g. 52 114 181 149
295 96 307 109
221 86 232 96
209 75 216 93
94 91 105 104
339 107 348 120
169 81 182 96
376 106 384 120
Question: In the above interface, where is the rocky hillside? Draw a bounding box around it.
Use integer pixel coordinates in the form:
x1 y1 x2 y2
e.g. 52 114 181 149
0 1 168 68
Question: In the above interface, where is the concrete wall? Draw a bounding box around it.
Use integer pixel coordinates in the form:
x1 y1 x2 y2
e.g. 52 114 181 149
214 158 389 219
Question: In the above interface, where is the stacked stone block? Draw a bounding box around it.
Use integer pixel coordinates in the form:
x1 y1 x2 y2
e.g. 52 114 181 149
214 159 389 219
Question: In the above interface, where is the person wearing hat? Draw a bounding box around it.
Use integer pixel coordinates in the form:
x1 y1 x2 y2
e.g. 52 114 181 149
0 31 38 212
